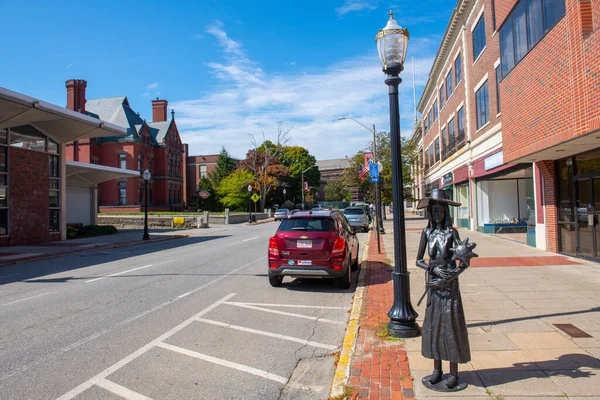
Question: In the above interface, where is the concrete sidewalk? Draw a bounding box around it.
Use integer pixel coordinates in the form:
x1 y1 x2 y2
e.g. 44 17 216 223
335 213 600 399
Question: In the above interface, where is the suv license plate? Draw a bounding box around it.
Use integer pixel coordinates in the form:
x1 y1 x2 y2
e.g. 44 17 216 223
297 240 312 248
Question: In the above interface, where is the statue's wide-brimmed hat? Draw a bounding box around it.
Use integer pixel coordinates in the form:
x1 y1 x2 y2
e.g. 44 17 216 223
417 188 461 209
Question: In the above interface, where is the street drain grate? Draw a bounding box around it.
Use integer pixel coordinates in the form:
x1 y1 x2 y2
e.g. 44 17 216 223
553 323 592 338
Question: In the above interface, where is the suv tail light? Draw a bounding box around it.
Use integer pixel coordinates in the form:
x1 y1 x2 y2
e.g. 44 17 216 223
331 238 346 258
268 237 279 256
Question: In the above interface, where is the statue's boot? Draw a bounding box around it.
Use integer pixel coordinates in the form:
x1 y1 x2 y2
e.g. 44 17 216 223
445 362 459 389
428 360 443 384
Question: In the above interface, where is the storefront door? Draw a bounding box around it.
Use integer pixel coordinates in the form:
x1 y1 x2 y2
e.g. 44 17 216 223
575 177 600 260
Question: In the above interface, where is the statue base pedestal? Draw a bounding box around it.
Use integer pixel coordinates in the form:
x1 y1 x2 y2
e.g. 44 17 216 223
422 375 468 392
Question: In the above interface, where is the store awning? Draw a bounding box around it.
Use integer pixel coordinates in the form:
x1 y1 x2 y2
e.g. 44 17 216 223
0 86 126 142
66 161 140 186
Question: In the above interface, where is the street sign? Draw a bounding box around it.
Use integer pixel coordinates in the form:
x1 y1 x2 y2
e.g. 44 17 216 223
251 193 260 203
370 177 380 182
369 162 379 178
199 190 210 199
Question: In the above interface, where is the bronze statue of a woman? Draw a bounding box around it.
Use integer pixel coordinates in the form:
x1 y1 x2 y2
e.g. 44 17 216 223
416 189 478 392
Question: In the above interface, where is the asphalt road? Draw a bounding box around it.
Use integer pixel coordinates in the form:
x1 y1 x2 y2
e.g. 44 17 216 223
0 222 366 400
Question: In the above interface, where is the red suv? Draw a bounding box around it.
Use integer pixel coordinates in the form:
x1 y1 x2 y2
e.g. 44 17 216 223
267 210 359 289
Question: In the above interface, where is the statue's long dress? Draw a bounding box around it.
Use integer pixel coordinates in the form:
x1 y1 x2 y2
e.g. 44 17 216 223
420 228 471 363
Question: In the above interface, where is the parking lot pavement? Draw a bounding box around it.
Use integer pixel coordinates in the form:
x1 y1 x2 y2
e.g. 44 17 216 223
57 291 352 400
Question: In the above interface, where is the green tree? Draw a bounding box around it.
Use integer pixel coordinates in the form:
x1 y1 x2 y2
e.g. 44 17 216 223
195 177 220 211
209 146 237 187
216 169 255 210
279 145 320 205
239 126 294 210
324 179 351 201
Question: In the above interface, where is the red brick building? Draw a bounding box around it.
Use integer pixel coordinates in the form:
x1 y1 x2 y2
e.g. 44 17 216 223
495 0 600 260
416 0 530 236
412 0 599 261
186 154 219 200
64 80 188 212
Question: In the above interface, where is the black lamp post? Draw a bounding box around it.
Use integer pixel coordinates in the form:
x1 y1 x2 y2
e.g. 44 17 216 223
376 10 420 338
283 188 286 206
247 184 253 223
142 169 151 240
196 189 200 213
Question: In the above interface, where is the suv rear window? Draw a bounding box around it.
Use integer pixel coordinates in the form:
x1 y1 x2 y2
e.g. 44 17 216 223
278 218 335 232
343 208 365 215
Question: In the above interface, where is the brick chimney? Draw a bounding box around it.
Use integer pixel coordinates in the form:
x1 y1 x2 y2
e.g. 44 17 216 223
66 79 87 112
152 98 168 122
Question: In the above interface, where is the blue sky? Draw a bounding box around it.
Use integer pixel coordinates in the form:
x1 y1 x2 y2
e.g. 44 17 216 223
0 0 456 160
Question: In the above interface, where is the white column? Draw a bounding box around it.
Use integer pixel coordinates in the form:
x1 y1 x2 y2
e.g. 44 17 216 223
469 178 477 231
60 143 67 240
534 162 547 250
92 184 99 225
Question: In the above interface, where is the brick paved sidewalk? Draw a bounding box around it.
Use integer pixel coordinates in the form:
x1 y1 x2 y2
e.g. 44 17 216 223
347 229 416 400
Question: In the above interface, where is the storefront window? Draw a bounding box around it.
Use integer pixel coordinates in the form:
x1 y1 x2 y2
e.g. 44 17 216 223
476 168 534 232
10 125 47 152
575 149 600 176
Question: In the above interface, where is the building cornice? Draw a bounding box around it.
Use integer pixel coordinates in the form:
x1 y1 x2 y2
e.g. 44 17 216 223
417 0 473 112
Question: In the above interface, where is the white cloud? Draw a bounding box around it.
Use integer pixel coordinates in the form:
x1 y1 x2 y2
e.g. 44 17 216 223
336 0 378 16
146 82 160 90
173 23 435 161
206 20 244 57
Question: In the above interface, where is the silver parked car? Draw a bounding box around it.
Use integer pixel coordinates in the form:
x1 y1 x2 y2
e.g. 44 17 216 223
273 208 290 221
343 207 369 232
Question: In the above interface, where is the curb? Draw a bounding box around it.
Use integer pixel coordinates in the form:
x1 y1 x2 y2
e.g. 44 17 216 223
0 235 187 268
329 230 371 398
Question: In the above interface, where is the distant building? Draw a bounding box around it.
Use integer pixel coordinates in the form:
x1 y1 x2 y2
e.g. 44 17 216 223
186 154 219 199
64 80 188 212
316 158 362 201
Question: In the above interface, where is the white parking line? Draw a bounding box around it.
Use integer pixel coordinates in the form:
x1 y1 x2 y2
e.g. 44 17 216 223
156 342 288 384
95 378 153 400
242 236 258 242
223 302 346 325
2 292 54 306
56 293 237 400
231 302 346 310
196 317 338 350
85 264 154 283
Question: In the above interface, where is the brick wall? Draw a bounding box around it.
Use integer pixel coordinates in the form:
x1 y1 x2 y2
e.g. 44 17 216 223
465 0 502 143
537 160 557 252
421 0 502 174
9 147 60 245
501 0 600 162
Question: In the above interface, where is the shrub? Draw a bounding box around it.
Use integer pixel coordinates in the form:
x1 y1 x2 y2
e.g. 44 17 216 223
67 224 118 239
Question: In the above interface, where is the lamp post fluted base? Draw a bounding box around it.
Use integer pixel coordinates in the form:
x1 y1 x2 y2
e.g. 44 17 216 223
388 320 420 338
387 271 420 338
